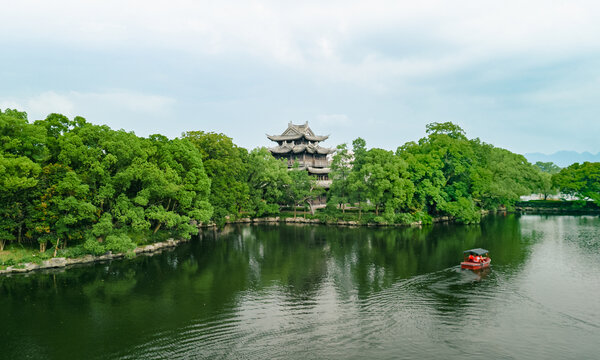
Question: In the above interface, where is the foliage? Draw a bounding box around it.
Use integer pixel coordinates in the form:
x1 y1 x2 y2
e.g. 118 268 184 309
0 109 213 257
183 131 250 224
328 143 353 212
553 162 600 203
0 106 591 265
246 147 291 217
534 161 561 174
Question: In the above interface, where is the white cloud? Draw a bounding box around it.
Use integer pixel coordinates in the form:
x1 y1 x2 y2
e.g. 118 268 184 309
0 90 175 122
3 0 600 86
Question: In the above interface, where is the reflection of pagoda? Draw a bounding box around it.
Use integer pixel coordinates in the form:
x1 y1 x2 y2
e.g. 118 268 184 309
267 122 335 186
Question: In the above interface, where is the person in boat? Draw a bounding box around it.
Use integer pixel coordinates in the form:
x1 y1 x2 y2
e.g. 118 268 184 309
468 254 476 262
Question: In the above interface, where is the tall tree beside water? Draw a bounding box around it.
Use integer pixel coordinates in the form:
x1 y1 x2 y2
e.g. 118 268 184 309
0 110 213 254
183 131 251 224
552 162 600 203
246 147 291 217
328 143 353 213
395 122 540 223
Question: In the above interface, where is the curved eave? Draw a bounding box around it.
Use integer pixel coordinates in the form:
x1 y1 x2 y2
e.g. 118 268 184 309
305 135 329 141
269 146 293 154
316 147 336 154
267 134 303 141
267 134 329 142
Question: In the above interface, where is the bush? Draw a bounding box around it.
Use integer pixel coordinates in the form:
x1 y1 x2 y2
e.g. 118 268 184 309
441 197 481 224
395 213 414 225
105 233 136 253
84 238 106 256
60 245 88 258
413 211 433 225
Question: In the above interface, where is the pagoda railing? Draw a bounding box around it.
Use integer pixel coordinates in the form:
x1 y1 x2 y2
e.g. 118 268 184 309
286 160 331 168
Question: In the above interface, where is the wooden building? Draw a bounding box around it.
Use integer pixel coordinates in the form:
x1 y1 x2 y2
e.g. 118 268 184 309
267 122 335 187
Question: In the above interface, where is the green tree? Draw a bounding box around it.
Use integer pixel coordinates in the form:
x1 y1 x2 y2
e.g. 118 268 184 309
553 162 600 203
285 163 319 218
328 143 353 212
347 138 369 220
534 161 561 174
246 148 291 217
0 154 41 251
183 131 250 224
359 148 414 221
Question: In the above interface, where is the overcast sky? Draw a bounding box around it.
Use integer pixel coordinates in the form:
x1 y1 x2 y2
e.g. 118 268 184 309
2 0 600 154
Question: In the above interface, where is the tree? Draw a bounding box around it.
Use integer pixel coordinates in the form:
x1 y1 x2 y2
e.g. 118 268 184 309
183 131 250 224
28 164 96 254
397 122 540 223
347 138 369 220
285 163 319 218
328 143 353 212
0 154 41 251
246 148 291 217
0 109 46 250
534 161 561 174
359 148 414 221
553 162 600 203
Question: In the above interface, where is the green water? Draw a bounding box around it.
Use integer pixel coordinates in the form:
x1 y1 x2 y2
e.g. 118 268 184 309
1 214 599 359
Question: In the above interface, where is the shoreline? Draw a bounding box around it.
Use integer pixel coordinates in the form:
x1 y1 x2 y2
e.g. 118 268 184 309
5 209 593 276
515 207 600 214
0 215 459 276
0 238 189 276
201 214 458 228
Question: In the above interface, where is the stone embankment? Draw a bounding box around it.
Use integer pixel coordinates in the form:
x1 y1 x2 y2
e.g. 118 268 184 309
2 215 462 275
201 215 457 227
0 238 188 276
515 206 600 214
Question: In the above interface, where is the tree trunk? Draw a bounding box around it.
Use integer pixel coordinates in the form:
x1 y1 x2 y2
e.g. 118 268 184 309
294 205 297 219
307 202 315 215
375 205 379 216
39 241 47 253
18 224 22 244
342 204 345 214
153 223 162 234
358 202 362 220
53 238 60 257
0 239 5 252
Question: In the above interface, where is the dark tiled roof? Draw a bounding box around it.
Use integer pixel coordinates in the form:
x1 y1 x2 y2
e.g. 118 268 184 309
267 121 329 142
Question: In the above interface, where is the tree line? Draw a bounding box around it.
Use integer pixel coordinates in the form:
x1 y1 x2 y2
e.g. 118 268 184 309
0 109 592 256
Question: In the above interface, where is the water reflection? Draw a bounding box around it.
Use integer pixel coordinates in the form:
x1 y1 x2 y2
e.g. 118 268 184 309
2 214 599 359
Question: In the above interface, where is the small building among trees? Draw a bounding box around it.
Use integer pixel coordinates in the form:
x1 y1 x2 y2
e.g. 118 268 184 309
267 122 335 187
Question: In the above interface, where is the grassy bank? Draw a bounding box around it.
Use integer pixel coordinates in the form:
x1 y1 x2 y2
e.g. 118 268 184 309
0 230 180 270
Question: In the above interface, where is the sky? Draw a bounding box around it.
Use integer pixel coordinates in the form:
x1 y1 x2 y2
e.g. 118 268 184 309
1 0 600 155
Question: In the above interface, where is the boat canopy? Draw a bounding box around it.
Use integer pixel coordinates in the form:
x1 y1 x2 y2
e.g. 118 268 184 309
463 248 489 256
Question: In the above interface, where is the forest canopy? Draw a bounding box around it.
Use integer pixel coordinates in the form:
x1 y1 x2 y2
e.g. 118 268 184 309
0 110 556 257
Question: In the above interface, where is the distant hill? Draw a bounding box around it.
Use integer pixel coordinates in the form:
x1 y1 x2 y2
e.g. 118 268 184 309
524 151 600 168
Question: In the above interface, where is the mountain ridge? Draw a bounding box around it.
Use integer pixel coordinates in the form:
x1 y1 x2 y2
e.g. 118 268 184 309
524 151 600 168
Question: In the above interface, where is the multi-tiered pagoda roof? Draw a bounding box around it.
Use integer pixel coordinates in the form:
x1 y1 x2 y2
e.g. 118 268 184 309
267 122 335 155
268 122 334 193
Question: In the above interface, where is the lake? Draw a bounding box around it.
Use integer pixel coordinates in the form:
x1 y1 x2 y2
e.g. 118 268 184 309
1 214 599 359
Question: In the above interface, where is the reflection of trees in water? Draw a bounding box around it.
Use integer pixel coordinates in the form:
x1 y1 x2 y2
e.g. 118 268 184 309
0 216 539 359
422 214 533 320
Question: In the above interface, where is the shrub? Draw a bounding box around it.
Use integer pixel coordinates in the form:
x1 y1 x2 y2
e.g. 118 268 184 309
105 233 136 254
84 238 106 256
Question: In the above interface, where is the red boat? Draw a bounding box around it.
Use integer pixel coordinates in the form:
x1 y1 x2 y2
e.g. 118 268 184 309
461 248 491 270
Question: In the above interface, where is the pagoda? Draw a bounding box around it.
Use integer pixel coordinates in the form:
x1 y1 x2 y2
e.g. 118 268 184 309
267 122 335 185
